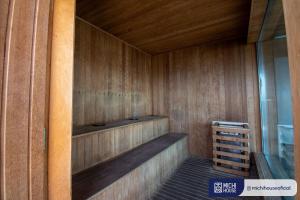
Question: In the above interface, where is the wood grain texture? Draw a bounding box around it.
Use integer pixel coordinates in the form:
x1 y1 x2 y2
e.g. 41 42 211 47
89 137 188 200
152 54 169 116
282 1 300 199
48 0 75 199
76 0 251 54
244 44 262 153
212 125 250 176
0 0 51 199
152 41 261 158
72 117 169 174
0 0 9 197
213 143 249 151
73 18 152 127
247 0 268 43
213 158 250 168
212 126 251 134
213 135 249 143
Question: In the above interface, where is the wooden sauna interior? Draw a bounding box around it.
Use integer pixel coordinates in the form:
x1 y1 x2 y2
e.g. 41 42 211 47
70 0 265 199
70 0 264 199
1 0 300 199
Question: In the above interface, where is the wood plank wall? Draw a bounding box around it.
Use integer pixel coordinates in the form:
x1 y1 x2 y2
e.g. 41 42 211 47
74 16 261 159
72 118 169 174
152 41 261 158
0 0 51 199
91 137 188 200
73 18 152 127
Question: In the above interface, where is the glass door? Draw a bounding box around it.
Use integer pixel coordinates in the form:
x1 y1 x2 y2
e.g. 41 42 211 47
257 0 294 195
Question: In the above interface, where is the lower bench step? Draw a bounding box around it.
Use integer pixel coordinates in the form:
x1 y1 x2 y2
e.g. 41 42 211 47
72 133 188 200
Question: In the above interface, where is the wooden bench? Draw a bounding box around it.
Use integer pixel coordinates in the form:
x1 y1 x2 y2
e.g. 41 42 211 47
72 116 169 174
72 133 188 200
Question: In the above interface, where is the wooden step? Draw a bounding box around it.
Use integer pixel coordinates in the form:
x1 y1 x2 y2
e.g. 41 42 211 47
72 116 169 174
213 158 250 168
213 134 249 143
72 133 188 200
213 150 249 160
213 142 249 151
212 125 251 134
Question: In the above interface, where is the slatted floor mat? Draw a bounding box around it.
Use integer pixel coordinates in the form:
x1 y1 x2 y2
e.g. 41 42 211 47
151 157 262 200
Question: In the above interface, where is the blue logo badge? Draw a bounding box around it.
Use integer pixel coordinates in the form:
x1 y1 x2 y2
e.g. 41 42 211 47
209 178 244 197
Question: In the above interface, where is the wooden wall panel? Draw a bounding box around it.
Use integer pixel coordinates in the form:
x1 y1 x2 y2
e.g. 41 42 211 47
152 41 261 158
0 0 51 199
152 54 169 116
282 1 300 199
244 44 262 153
91 137 188 200
73 18 152 127
72 118 169 174
48 0 75 199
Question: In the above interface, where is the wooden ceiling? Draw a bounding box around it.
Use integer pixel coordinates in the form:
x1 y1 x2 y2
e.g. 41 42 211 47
247 0 268 43
77 0 252 54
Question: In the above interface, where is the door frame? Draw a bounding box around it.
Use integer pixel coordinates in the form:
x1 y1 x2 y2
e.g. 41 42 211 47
282 1 300 199
46 1 300 200
48 0 75 199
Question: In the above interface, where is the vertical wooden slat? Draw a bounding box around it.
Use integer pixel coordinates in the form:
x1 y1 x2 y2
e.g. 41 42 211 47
2 1 36 198
0 0 51 199
73 18 152 126
48 0 75 199
151 54 169 116
152 41 261 157
282 1 300 199
84 135 93 168
29 0 52 198
244 44 261 152
91 133 99 166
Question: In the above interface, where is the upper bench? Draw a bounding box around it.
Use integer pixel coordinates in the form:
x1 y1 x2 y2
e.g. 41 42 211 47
72 115 169 174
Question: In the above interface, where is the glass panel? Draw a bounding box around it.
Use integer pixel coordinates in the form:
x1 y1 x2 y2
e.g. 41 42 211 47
257 1 294 199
